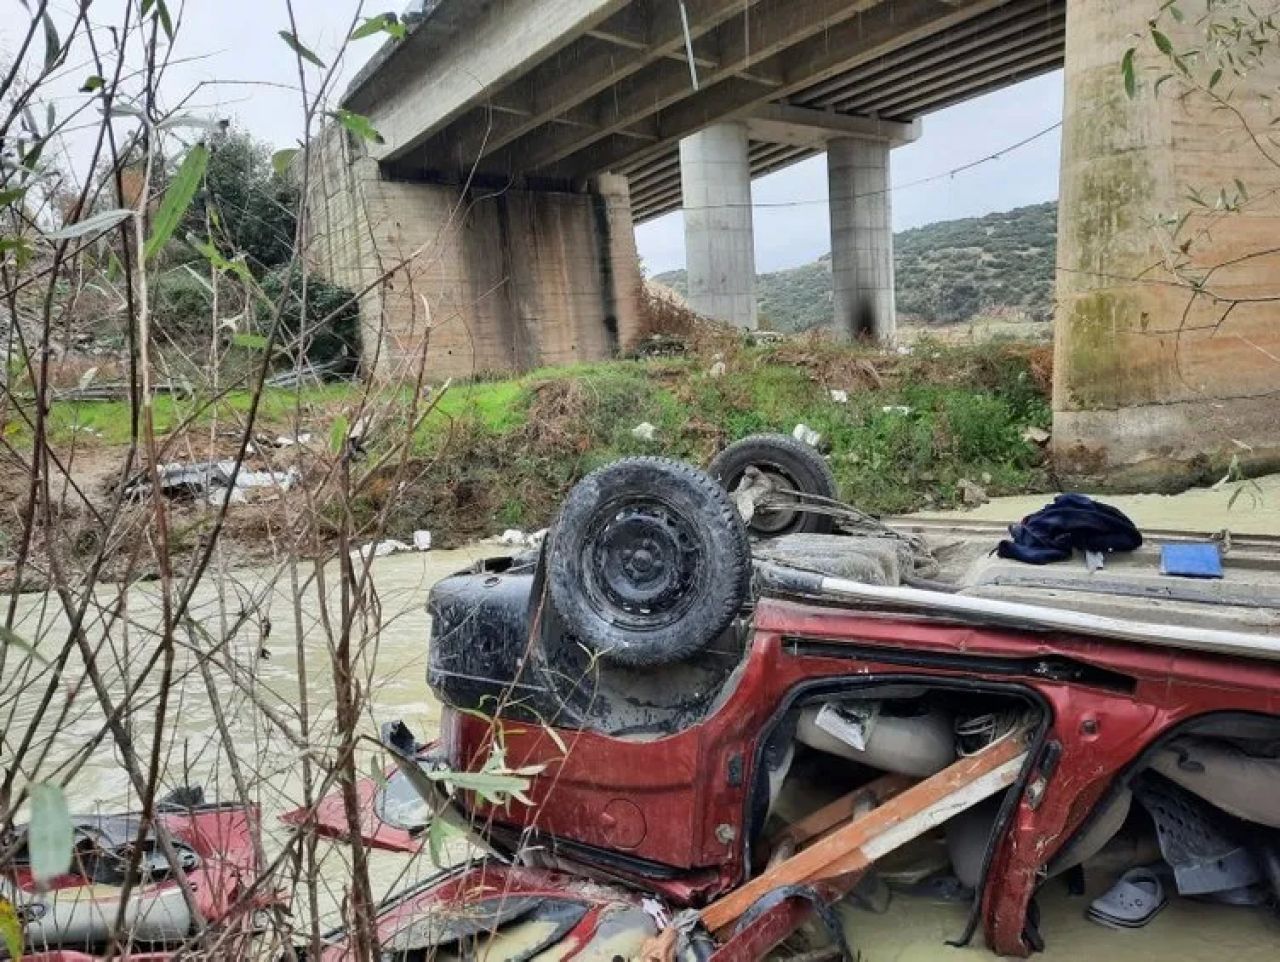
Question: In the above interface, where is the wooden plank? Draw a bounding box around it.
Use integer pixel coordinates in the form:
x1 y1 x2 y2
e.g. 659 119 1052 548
701 730 1029 934
771 773 915 851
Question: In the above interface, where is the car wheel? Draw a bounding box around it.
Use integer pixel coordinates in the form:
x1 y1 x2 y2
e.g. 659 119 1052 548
708 433 839 536
547 457 751 668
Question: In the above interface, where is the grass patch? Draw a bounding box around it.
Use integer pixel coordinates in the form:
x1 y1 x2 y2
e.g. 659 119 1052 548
378 339 1052 543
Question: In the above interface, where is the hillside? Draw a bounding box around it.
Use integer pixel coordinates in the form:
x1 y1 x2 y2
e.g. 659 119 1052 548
655 201 1057 332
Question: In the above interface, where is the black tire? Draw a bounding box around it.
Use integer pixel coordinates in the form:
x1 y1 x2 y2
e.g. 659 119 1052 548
547 457 751 668
708 433 839 536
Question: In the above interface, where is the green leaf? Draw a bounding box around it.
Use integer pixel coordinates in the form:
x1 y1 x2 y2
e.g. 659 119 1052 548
0 896 22 962
189 234 255 286
0 187 27 207
1122 47 1137 98
232 333 269 350
46 208 133 240
1234 177 1249 202
1209 67 1223 89
81 74 104 92
279 30 326 68
29 783 73 886
144 143 209 261
0 237 34 268
1151 29 1173 56
42 12 60 70
154 0 173 40
426 816 462 868
351 13 407 41
330 109 384 145
271 148 300 176
351 14 391 40
329 413 350 454
368 753 388 790
426 768 537 806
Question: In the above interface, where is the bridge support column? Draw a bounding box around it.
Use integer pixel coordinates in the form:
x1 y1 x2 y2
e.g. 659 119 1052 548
305 127 642 381
828 136 895 342
680 122 757 329
1054 0 1280 486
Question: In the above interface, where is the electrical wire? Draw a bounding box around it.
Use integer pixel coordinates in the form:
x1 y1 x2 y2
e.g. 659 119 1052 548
656 119 1064 212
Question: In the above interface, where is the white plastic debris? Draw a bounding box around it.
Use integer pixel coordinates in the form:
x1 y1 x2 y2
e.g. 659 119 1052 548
486 528 548 549
413 530 433 552
792 423 822 448
631 421 657 441
1021 426 1051 446
351 539 414 562
881 405 912 415
829 389 849 404
709 360 727 378
274 432 312 448
206 487 247 507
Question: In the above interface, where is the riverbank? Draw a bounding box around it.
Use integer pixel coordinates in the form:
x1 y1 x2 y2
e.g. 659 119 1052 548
0 334 1055 587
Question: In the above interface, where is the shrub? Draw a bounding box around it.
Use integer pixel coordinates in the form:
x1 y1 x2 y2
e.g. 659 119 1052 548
184 131 299 273
152 268 213 338
258 266 361 375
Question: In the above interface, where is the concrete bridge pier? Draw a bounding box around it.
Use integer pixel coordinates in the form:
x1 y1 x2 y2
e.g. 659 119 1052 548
678 110 917 334
679 122 758 329
1053 0 1280 485
828 136 895 342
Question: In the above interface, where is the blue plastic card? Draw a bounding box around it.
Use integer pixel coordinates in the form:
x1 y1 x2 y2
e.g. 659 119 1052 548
1159 543 1224 579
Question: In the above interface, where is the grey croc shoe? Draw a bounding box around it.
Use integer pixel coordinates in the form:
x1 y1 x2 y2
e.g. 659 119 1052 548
1087 867 1169 929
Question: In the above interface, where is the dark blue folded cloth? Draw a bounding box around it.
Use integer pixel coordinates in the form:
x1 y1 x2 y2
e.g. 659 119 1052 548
997 493 1142 565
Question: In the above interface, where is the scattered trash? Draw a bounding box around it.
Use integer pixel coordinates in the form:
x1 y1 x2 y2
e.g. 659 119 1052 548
631 421 657 441
1021 426 1051 446
1084 550 1106 572
273 432 312 448
830 389 849 404
957 478 989 507
487 528 548 549
881 405 913 415
413 530 433 552
352 539 414 562
128 460 300 502
792 423 822 448
709 360 727 378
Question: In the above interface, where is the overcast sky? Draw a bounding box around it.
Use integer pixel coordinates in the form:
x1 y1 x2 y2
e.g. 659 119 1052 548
11 1 1063 275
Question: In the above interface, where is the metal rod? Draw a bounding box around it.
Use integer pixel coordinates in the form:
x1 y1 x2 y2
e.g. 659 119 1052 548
678 0 700 90
755 562 1280 663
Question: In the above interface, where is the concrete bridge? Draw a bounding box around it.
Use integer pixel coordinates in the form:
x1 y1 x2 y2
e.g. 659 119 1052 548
306 0 1280 484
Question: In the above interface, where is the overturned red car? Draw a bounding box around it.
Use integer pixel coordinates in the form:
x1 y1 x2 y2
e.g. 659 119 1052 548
315 439 1280 959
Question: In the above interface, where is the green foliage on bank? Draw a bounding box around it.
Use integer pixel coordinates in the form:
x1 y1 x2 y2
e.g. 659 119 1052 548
379 340 1053 541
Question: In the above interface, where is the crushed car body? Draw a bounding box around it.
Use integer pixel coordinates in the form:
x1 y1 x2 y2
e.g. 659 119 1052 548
302 442 1280 959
